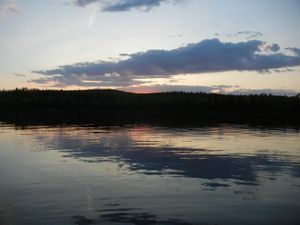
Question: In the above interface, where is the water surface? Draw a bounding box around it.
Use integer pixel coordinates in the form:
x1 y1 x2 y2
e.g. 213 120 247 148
0 121 300 225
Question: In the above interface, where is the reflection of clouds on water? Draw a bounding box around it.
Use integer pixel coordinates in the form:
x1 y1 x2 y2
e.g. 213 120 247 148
27 126 300 186
73 203 207 225
1 124 300 225
73 215 95 225
85 185 94 217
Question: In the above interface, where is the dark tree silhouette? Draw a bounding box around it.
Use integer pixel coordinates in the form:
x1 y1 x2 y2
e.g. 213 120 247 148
0 88 299 113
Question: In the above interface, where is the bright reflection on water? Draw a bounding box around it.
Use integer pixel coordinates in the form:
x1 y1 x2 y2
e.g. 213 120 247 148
0 123 300 225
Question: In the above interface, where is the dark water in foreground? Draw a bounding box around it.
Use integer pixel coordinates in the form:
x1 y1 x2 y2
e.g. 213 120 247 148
0 118 300 225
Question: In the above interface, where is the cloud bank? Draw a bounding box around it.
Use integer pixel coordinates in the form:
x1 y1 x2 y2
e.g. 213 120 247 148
33 38 300 88
72 0 184 12
122 85 297 96
123 84 235 93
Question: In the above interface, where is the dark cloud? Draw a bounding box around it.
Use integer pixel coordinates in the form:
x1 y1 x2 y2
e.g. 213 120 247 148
263 43 280 52
273 67 294 73
72 0 184 12
103 0 166 12
32 39 300 88
286 47 300 56
32 72 144 88
72 0 99 7
270 43 280 52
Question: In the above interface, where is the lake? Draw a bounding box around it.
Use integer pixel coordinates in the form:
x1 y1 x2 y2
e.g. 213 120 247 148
0 115 300 225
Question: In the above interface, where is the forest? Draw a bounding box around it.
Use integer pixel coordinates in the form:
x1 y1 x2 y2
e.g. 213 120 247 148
0 88 299 113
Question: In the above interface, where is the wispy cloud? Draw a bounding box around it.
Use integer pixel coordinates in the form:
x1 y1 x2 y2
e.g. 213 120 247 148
123 84 236 93
123 85 297 96
14 73 26 77
71 0 186 12
227 31 263 39
32 39 300 88
228 88 297 96
0 0 21 18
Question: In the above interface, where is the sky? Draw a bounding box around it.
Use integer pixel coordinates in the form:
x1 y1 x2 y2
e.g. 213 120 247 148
0 0 300 95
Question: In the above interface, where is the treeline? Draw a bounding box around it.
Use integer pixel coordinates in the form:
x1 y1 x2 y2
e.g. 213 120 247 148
0 88 299 113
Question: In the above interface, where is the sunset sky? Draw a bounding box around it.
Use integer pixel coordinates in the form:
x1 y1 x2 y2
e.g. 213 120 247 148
1 0 300 94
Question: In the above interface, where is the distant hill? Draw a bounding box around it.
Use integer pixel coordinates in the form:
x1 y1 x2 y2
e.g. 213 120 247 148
0 88 299 113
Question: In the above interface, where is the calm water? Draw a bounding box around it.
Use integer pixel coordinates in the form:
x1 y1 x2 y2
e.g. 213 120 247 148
0 121 300 225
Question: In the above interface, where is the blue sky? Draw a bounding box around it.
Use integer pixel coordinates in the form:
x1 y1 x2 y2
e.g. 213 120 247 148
0 0 300 94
